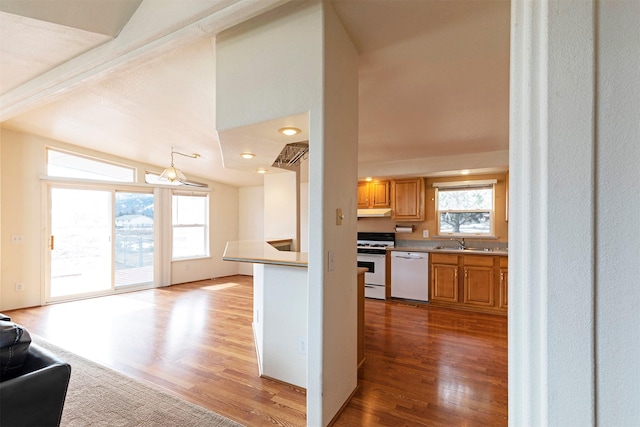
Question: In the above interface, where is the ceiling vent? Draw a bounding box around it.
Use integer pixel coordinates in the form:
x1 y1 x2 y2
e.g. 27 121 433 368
272 141 309 170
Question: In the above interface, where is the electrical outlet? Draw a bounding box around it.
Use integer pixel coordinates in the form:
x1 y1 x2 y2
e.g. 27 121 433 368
297 337 307 354
11 235 24 243
423 230 429 238
15 282 24 291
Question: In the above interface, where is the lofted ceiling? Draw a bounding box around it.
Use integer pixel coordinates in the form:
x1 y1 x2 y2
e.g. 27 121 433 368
0 0 510 187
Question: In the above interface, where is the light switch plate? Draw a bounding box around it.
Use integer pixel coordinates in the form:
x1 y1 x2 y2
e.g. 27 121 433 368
423 230 429 238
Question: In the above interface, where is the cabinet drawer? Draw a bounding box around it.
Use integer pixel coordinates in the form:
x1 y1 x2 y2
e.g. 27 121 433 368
499 256 508 268
364 284 386 300
463 255 494 267
431 253 458 264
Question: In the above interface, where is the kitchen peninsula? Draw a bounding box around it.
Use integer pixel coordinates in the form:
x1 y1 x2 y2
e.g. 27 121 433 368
223 241 367 388
223 240 308 388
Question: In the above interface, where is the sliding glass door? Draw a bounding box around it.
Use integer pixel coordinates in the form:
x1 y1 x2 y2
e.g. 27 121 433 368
49 187 154 301
50 188 112 298
115 192 154 288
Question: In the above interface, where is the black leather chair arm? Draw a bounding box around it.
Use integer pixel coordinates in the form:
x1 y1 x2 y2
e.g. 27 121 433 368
0 344 71 427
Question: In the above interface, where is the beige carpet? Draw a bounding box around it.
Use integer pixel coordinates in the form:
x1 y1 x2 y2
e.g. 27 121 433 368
33 337 244 427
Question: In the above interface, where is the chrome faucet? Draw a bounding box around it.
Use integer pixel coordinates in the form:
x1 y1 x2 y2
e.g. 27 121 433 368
451 237 466 249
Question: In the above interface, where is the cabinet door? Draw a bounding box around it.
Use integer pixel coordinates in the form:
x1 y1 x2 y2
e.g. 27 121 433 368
370 181 390 208
463 266 495 307
431 264 458 302
391 178 424 221
357 181 370 208
499 268 508 309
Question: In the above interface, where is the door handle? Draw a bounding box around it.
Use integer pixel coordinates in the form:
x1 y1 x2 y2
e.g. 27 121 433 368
50 235 54 250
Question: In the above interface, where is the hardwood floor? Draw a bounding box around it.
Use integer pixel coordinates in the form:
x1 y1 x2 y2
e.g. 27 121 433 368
4 275 507 426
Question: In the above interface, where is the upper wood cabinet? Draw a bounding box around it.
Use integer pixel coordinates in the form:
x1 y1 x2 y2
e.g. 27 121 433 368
358 180 390 208
391 177 425 221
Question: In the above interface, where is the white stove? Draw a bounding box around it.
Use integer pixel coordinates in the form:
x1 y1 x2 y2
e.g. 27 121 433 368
357 232 395 299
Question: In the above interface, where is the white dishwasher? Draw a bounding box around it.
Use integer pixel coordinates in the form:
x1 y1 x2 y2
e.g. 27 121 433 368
391 251 429 301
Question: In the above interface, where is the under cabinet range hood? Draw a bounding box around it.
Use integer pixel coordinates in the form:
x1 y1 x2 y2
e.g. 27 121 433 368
357 208 392 218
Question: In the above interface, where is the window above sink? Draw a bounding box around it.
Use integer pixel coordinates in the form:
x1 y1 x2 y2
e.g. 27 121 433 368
433 179 497 238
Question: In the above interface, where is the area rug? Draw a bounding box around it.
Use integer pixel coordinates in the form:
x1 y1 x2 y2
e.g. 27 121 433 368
32 336 245 427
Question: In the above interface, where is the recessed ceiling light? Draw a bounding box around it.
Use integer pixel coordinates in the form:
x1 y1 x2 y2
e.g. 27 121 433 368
257 168 267 174
460 169 471 175
365 177 373 182
241 152 256 159
279 127 301 136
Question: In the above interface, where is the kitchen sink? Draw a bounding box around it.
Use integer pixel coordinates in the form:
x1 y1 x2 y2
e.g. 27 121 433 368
433 246 495 252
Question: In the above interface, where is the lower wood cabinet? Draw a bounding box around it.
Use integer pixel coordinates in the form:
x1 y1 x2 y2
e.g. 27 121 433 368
499 257 508 309
429 253 507 315
357 268 366 371
430 254 459 303
463 256 495 307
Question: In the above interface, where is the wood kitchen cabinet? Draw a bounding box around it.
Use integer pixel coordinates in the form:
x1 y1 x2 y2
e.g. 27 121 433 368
358 180 390 208
357 268 366 373
429 253 507 315
430 253 459 303
499 256 508 309
463 256 495 308
391 177 424 221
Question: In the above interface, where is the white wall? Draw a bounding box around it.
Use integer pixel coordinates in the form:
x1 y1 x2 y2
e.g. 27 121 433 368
312 3 358 423
216 2 358 424
238 186 264 275
0 128 240 311
0 129 43 310
509 0 640 425
595 0 640 422
300 181 308 252
260 263 308 387
264 170 298 247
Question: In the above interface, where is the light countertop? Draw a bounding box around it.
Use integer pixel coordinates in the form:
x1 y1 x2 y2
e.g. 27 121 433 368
223 240 308 267
389 247 508 256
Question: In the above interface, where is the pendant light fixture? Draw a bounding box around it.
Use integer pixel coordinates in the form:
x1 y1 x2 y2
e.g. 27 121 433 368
159 147 200 182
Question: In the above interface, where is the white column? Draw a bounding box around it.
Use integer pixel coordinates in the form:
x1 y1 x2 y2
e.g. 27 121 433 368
509 1 596 425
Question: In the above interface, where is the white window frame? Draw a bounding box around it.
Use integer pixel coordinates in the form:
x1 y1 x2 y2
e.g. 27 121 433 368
171 190 209 260
47 147 136 183
433 179 497 238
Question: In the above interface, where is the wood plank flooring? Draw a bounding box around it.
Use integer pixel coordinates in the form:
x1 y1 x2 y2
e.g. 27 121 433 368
4 275 507 426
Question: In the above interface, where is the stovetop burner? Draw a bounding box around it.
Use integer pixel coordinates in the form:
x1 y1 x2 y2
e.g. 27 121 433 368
357 232 395 253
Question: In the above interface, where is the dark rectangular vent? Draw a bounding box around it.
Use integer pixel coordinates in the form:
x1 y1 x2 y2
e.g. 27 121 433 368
272 141 309 170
